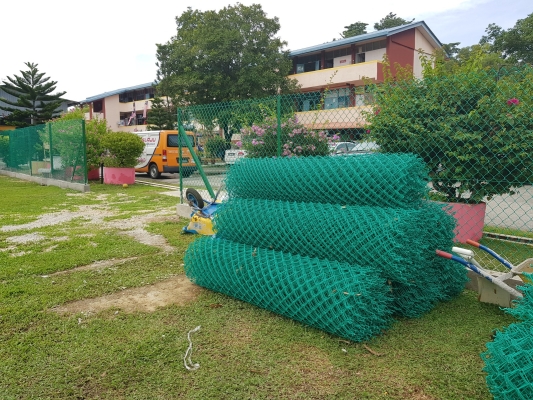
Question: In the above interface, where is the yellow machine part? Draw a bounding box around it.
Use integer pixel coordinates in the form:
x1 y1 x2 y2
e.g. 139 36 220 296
186 213 216 235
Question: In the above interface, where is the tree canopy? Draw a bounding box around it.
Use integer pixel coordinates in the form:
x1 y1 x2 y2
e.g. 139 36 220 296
146 96 175 130
155 4 298 106
480 13 533 64
341 22 368 38
0 62 66 128
374 12 414 31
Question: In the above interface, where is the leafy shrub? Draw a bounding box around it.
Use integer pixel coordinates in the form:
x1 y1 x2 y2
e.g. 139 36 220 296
0 135 9 160
368 66 533 203
101 132 145 168
204 136 229 159
238 115 336 158
42 107 111 169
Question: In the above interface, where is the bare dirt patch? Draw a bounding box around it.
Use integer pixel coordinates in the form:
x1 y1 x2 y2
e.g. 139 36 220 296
6 233 45 243
49 257 140 276
4 194 196 313
53 276 202 314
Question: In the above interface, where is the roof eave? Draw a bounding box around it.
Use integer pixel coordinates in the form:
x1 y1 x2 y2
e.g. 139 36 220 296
289 21 442 57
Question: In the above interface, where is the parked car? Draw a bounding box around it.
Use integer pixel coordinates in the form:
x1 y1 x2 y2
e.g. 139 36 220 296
329 142 356 155
336 141 380 156
224 149 247 164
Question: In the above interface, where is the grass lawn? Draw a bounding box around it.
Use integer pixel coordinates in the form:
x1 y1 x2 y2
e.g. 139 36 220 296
0 175 524 399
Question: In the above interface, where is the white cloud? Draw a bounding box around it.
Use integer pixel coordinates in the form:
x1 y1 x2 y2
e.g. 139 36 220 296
0 0 529 101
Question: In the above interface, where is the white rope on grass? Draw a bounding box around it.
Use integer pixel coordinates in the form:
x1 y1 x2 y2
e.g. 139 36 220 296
184 325 201 371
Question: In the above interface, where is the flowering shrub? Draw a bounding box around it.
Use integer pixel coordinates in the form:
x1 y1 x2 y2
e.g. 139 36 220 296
368 67 533 203
101 132 145 168
238 115 337 158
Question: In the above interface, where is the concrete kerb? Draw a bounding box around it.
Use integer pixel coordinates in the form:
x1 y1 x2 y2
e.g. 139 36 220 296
0 170 90 193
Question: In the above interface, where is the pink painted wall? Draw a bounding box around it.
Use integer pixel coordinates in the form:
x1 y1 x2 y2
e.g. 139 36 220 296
445 202 487 243
103 167 135 185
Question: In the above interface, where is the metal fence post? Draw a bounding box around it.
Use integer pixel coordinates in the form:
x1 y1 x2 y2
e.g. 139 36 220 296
48 123 54 175
81 119 87 184
178 108 184 203
177 108 216 200
276 94 281 157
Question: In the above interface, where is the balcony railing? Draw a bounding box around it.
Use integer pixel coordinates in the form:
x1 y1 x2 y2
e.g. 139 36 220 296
289 61 382 91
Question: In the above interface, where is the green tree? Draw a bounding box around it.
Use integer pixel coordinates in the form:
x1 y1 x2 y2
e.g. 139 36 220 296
480 13 533 64
441 42 461 58
0 62 66 128
374 12 414 30
155 4 298 106
368 52 533 203
341 22 368 38
146 96 175 130
424 44 507 77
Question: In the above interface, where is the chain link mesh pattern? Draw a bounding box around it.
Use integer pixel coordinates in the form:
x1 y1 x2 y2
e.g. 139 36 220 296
481 275 533 398
185 152 465 331
482 322 533 400
224 153 429 208
214 198 455 284
185 236 393 342
505 286 533 322
3 120 87 183
179 67 532 267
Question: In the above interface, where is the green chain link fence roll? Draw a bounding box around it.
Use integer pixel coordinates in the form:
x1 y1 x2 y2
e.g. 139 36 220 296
213 198 458 284
482 322 533 400
224 153 430 208
184 236 393 342
481 275 533 399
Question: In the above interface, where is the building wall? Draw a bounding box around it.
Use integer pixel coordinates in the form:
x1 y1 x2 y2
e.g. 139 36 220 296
365 48 386 63
413 29 436 78
96 95 153 131
290 61 381 90
386 29 416 77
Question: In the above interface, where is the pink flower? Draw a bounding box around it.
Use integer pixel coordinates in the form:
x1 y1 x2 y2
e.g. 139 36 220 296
236 141 242 148
366 130 371 134
375 108 381 115
507 98 520 106
332 134 340 140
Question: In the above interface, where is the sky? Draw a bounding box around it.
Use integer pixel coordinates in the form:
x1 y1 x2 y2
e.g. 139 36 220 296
1 0 531 102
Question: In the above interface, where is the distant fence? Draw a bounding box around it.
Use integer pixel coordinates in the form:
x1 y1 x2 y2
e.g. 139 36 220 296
0 119 87 184
177 66 532 267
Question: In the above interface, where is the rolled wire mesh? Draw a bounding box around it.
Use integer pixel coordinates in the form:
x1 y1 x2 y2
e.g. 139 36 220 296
213 197 465 317
482 322 533 400
505 274 533 323
184 237 393 342
213 198 458 284
224 153 430 208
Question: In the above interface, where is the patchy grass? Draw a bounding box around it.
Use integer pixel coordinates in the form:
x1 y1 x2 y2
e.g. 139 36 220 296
484 225 533 240
0 175 520 399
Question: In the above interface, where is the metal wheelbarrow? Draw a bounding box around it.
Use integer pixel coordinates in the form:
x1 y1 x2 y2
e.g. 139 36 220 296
437 239 533 307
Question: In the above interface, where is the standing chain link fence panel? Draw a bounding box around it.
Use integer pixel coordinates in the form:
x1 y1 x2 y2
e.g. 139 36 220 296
1 120 87 183
179 65 533 266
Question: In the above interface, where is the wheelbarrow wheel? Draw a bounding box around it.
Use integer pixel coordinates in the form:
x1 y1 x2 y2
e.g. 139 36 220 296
186 188 204 209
